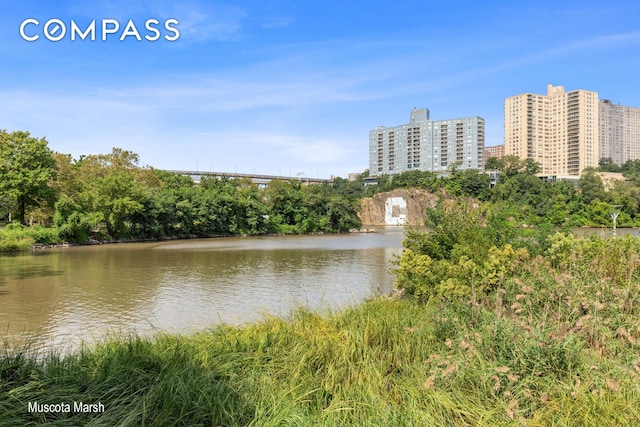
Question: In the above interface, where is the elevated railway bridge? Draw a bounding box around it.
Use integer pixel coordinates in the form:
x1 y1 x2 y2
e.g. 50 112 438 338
163 170 331 187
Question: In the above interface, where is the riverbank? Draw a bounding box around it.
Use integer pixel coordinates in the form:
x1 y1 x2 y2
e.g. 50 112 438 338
3 268 640 426
0 225 364 254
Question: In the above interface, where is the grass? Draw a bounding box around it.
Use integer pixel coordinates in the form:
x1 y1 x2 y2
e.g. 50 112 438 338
0 236 34 253
0 223 61 253
2 233 640 425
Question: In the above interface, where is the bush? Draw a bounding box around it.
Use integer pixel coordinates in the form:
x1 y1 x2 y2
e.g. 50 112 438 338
0 236 34 252
546 232 640 287
393 244 529 302
394 197 530 301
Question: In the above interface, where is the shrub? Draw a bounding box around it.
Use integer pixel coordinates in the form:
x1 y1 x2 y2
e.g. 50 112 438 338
394 197 530 301
0 236 34 252
393 244 528 302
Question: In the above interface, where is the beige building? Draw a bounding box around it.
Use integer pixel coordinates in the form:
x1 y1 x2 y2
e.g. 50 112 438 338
599 100 640 166
505 84 599 176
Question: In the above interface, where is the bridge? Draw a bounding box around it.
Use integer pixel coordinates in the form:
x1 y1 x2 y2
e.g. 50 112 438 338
163 170 332 187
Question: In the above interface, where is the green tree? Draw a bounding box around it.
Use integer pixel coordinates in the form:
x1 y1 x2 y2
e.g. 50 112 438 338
608 180 640 223
331 177 365 201
579 168 607 204
325 195 361 232
82 171 147 238
0 194 15 223
0 130 58 224
53 194 103 242
497 155 541 178
404 197 488 262
598 157 621 172
455 169 490 198
264 180 306 230
584 200 619 226
621 159 640 178
485 156 503 170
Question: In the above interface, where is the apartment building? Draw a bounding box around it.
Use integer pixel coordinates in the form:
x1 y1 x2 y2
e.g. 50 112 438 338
369 108 485 176
484 144 505 161
505 84 599 176
599 100 640 166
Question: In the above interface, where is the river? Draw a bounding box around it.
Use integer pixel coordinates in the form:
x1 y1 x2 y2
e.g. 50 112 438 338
0 227 405 353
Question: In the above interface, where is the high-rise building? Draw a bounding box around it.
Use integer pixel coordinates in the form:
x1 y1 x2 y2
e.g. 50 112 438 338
369 108 484 176
599 100 640 166
504 84 599 176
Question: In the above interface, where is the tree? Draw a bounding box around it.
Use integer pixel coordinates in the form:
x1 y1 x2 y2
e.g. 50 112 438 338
497 155 541 178
82 171 147 238
264 180 305 229
578 168 607 204
455 169 490 197
0 130 57 224
485 156 504 170
621 159 640 182
521 158 541 175
599 157 621 172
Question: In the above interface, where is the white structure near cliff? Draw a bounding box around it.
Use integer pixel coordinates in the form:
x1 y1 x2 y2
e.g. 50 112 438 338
384 197 408 225
359 189 440 226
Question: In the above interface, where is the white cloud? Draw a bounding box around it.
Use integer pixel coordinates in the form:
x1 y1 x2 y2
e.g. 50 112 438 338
261 15 293 30
66 0 248 42
175 4 247 42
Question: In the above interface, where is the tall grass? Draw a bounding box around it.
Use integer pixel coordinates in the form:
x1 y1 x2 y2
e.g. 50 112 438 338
0 236 33 252
0 223 60 253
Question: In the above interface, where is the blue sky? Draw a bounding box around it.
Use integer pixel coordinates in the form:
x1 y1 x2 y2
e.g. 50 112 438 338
1 1 639 178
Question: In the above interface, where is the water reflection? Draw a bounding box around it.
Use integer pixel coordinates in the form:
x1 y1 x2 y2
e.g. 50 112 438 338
0 228 405 352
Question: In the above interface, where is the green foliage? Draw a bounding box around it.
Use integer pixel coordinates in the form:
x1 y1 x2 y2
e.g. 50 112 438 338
394 244 528 302
620 159 640 178
485 156 502 170
0 130 58 224
54 195 103 243
368 170 443 194
546 232 640 287
579 168 607 204
331 176 371 200
0 222 60 251
36 146 363 243
395 197 534 301
583 200 618 226
496 155 541 177
264 180 306 229
264 180 361 234
404 197 488 262
455 169 490 197
598 157 622 172
0 234 34 252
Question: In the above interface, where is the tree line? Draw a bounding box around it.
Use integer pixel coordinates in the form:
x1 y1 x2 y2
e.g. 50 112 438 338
336 155 640 229
0 130 361 244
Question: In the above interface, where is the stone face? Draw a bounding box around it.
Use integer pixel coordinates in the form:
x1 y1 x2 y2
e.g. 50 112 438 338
385 197 407 225
359 189 440 226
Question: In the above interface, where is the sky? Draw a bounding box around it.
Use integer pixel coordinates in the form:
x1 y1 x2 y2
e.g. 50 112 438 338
0 1 639 178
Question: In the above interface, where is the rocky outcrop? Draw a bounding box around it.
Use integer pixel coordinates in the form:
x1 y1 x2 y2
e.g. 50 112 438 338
359 189 441 226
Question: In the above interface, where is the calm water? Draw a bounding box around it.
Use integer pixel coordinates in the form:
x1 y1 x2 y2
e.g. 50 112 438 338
0 228 405 353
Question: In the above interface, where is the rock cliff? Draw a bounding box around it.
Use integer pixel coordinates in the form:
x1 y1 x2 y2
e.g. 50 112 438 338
358 189 441 226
